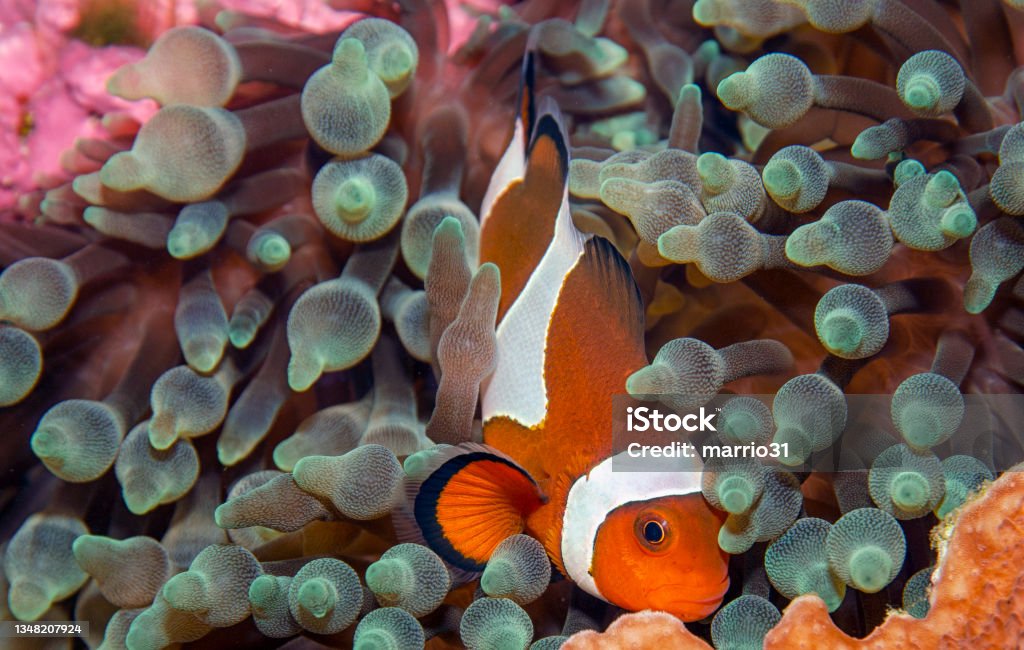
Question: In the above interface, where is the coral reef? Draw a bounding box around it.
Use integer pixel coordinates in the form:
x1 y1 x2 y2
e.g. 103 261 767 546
2 0 1024 649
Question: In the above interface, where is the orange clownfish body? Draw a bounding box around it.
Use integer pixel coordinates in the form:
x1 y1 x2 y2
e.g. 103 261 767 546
407 52 729 621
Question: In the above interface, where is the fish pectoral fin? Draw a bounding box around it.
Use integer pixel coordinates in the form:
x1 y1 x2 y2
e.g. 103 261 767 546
407 443 545 572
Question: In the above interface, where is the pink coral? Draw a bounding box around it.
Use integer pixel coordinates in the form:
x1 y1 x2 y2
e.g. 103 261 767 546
564 611 712 649
215 0 358 33
0 0 499 221
0 0 173 221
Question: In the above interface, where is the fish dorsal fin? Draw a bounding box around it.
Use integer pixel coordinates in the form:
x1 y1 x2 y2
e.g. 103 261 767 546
563 235 646 347
479 97 570 323
540 235 647 461
482 230 646 434
478 49 537 229
407 443 545 573
519 48 537 142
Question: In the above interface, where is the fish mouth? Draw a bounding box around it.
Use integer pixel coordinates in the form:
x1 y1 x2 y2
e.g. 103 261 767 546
647 577 730 619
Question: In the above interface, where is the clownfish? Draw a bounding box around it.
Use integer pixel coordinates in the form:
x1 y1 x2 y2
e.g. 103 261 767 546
406 52 729 621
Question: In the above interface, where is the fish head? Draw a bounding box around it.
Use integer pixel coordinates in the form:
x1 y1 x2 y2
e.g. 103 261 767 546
590 494 730 620
560 455 730 621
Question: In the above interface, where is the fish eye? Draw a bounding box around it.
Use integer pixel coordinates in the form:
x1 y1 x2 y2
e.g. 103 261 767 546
643 521 665 544
635 516 669 550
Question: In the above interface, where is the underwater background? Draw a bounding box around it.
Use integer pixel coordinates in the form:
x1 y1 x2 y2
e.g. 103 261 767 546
2 0 1024 648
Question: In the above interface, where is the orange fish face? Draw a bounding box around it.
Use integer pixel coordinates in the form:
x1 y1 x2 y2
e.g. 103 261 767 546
589 494 730 620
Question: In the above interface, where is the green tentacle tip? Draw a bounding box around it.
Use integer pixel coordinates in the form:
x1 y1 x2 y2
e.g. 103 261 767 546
116 421 199 515
160 543 263 628
460 597 534 650
288 558 362 635
301 37 391 156
896 50 965 116
229 290 273 349
343 18 419 98
939 204 977 238
935 455 992 519
311 154 408 242
770 426 813 468
869 444 944 519
765 517 846 611
678 82 701 105
889 169 975 250
851 123 900 160
902 566 933 619
991 160 1024 215
718 396 773 446
365 543 451 617
891 372 964 449
481 535 551 605
175 271 229 373
893 159 926 187
827 508 906 594
337 177 375 221
162 571 209 612
249 574 300 638
813 284 889 359
625 337 723 409
4 514 89 621
291 445 402 519
0 257 78 331
716 53 813 129
31 399 124 483
0 325 42 407
964 218 1024 314
100 105 245 202
786 200 892 275
286 277 381 392
149 365 231 449
762 158 800 198
402 196 479 280
72 533 171 609
249 231 292 269
402 444 452 481
167 201 229 259
718 468 802 554
763 145 829 213
228 318 258 350
703 457 765 516
922 170 959 208
696 152 733 193
353 607 426 650
710 594 781 650
106 26 241 106
772 374 847 466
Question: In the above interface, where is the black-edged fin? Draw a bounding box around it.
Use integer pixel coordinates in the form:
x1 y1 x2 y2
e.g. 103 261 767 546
576 234 645 344
478 49 538 228
525 96 570 187
518 48 537 141
532 233 647 444
402 443 545 573
480 97 574 322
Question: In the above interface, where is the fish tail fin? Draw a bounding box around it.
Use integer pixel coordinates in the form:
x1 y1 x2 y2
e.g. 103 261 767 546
397 443 545 573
